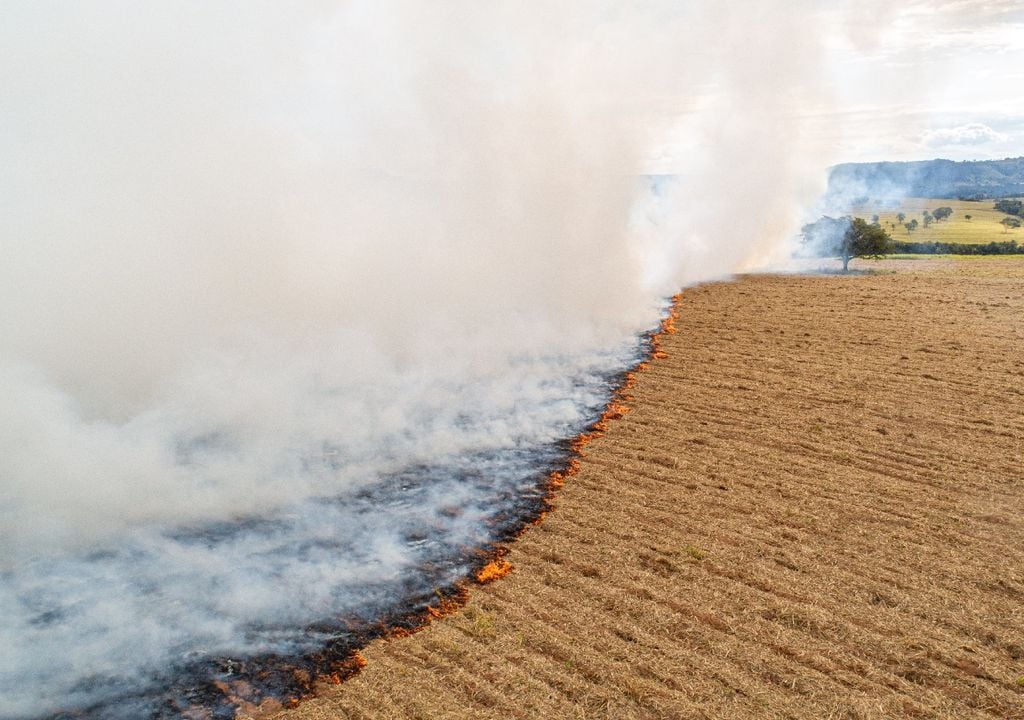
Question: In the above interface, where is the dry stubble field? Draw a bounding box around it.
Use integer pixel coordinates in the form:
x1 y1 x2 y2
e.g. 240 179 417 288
269 257 1024 720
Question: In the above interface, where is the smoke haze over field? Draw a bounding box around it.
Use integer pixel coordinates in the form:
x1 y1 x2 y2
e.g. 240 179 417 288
0 1 964 716
0 0 834 563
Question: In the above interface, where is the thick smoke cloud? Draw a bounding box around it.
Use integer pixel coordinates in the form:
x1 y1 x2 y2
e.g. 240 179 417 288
0 0 837 560
1 1 841 716
2 1 656 557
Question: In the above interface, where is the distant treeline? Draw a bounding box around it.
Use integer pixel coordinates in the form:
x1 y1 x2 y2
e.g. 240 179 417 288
994 199 1023 217
827 157 1024 200
892 240 1024 255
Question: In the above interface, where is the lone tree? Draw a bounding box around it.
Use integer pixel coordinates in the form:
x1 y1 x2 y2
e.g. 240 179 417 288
965 214 973 221
897 212 906 223
932 206 953 221
1001 216 1022 233
801 216 894 272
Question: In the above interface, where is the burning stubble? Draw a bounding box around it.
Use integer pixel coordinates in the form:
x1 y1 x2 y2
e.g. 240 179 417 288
1 1 851 717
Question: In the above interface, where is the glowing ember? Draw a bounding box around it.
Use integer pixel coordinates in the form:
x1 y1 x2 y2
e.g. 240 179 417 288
421 587 470 622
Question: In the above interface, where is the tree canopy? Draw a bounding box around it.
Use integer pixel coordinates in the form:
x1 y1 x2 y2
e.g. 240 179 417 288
994 199 1023 217
801 215 894 271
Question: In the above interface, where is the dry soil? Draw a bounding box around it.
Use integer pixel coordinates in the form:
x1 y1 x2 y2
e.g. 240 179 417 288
269 256 1024 720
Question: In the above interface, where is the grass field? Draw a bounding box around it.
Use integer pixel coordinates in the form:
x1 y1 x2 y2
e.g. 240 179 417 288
848 197 1022 245
265 257 1024 720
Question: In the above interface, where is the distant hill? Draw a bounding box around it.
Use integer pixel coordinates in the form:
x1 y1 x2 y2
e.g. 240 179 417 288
827 157 1024 201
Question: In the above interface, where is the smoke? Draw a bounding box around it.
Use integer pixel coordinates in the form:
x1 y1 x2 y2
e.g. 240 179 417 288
634 1 834 278
796 215 855 261
2 1 660 555
818 164 913 216
1 1 843 716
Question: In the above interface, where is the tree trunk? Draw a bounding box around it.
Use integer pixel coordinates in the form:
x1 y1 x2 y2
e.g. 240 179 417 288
842 255 850 272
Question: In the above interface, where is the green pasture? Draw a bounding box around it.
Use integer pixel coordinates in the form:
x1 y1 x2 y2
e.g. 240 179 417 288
848 197 1022 244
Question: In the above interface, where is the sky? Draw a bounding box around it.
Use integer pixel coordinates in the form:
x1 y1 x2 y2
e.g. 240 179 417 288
821 0 1024 163
654 0 1024 169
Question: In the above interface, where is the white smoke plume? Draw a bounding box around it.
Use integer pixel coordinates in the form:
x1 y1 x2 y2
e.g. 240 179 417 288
1 1 842 716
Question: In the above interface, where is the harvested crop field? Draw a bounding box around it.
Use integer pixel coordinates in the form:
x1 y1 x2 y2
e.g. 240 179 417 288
269 257 1024 720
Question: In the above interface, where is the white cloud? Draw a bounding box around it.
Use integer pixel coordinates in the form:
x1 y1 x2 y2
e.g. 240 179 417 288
920 122 1009 147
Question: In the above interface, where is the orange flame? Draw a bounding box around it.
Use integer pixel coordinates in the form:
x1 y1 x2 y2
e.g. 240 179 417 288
349 651 368 670
603 402 631 420
475 559 513 584
570 433 596 454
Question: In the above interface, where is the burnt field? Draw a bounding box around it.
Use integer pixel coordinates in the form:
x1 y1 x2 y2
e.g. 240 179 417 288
268 257 1024 720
